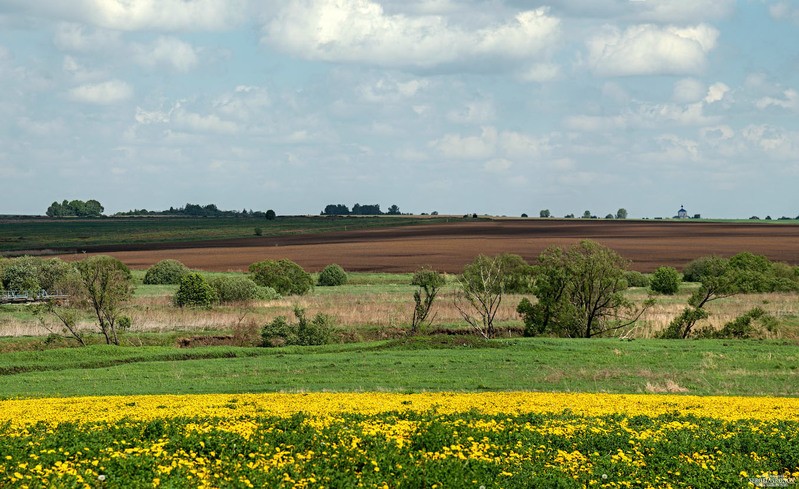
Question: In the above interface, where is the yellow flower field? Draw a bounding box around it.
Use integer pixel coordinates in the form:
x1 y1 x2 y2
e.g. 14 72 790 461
1 392 798 488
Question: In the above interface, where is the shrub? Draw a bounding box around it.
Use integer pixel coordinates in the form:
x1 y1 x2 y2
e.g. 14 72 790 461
261 307 334 347
624 270 650 288
209 275 260 303
681 256 717 282
174 273 216 308
318 264 348 286
144 259 190 285
696 307 778 339
2 256 41 293
649 266 681 295
249 259 313 296
256 286 281 300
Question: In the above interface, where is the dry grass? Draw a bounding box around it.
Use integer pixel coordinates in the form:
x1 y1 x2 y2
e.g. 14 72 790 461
645 380 690 393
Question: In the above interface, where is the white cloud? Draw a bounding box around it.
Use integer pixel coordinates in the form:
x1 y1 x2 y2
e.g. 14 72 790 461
499 131 549 159
68 79 132 104
585 23 718 76
756 89 799 111
484 158 512 173
629 0 735 23
264 2 559 70
704 82 729 104
133 37 200 72
742 124 799 159
358 77 429 103
9 0 249 31
62 56 106 82
213 86 271 122
447 100 495 124
769 2 799 24
53 23 120 53
672 78 705 103
432 126 497 159
519 63 560 82
173 109 238 134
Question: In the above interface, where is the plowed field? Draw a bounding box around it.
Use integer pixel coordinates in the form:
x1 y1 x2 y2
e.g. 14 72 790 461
60 219 799 273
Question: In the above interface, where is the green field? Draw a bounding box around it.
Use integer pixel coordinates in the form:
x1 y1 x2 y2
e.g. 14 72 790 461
0 337 797 399
0 215 450 252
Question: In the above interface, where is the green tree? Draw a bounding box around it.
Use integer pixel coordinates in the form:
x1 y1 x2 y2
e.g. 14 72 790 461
144 259 190 285
518 240 652 338
265 209 276 220
616 208 628 219
208 275 260 304
649 266 681 295
387 204 401 215
410 267 446 334
582 210 592 219
539 209 551 218
174 273 216 308
75 256 133 345
249 259 313 296
318 264 348 286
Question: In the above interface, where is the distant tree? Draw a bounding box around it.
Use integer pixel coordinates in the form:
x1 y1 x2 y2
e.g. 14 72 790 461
582 210 592 219
352 203 382 215
75 256 133 345
322 204 350 216
615 208 628 219
693 214 701 219
564 213 575 218
318 264 348 286
521 213 528 218
249 259 313 296
539 209 550 218
265 209 276 220
208 275 260 304
765 215 772 220
174 273 216 308
605 214 614 219
387 204 401 215
144 259 190 285
46 199 103 217
517 240 652 338
410 267 446 334
650 266 681 295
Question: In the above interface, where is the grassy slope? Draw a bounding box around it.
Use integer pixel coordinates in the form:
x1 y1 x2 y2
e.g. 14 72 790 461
0 338 796 398
0 215 451 252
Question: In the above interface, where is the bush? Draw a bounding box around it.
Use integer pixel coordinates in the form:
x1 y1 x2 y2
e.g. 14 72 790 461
174 273 216 308
256 286 281 300
249 259 313 296
681 256 717 282
209 275 260 303
261 307 334 347
696 307 778 339
2 256 41 293
624 270 650 288
649 266 681 295
144 259 190 285
318 264 348 286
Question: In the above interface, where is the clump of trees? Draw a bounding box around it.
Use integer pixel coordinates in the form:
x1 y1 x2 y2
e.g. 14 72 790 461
46 199 104 217
173 273 216 308
321 203 401 216
261 307 334 347
318 264 348 286
516 241 653 338
144 259 190 285
660 252 798 339
249 259 313 296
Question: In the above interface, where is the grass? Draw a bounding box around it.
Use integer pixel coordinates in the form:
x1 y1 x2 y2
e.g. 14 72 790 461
0 338 796 398
0 215 452 253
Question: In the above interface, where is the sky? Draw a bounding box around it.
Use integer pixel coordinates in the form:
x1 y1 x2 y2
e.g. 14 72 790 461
1 0 798 219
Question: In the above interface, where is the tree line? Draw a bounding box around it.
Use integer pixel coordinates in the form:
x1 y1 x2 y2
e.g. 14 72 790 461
114 203 276 219
321 203 401 216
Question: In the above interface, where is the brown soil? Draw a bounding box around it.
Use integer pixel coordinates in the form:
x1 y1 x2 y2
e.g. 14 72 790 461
58 220 799 273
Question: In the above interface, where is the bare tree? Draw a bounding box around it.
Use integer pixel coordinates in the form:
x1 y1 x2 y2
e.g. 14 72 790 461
76 256 133 345
455 255 506 339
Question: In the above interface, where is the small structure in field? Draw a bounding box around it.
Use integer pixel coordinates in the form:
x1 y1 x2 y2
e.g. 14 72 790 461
676 206 688 219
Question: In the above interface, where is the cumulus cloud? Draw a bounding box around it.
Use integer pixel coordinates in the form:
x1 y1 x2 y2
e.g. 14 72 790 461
704 82 729 104
264 1 559 70
541 0 734 22
756 89 799 111
68 79 132 104
672 78 705 103
519 63 560 83
7 0 249 31
432 126 498 160
132 37 200 72
585 23 719 76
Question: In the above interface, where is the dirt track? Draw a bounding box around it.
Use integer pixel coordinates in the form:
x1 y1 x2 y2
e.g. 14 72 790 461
62 220 799 273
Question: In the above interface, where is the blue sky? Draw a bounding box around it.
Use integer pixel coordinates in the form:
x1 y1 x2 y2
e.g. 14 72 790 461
1 0 798 218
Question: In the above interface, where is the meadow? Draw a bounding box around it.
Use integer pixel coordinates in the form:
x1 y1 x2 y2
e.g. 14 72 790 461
2 218 799 487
